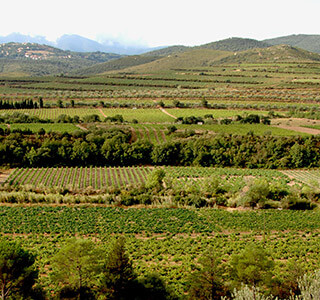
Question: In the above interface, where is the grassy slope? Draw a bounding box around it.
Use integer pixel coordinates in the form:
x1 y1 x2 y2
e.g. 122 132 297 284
213 45 320 65
71 55 162 76
264 34 320 54
108 49 232 74
142 45 190 57
198 37 270 52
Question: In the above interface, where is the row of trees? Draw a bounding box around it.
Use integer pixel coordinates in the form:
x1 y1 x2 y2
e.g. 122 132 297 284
1 130 320 169
1 238 320 300
175 114 271 125
0 98 43 109
0 112 122 124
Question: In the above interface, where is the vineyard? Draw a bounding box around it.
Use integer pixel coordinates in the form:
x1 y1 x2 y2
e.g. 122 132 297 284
2 48 320 298
281 169 320 186
5 166 153 190
2 207 320 295
4 166 303 192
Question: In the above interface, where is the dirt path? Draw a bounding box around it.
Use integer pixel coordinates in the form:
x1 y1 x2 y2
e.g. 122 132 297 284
271 118 320 135
75 124 88 131
152 100 177 119
97 108 107 118
273 125 320 135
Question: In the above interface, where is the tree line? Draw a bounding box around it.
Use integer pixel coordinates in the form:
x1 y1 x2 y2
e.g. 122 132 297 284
0 129 320 169
0 98 42 109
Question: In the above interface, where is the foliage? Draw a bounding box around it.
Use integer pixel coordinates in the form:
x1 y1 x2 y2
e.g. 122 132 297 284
230 244 274 290
145 168 166 190
187 249 226 299
99 238 137 300
295 270 320 300
228 284 274 300
51 238 103 298
0 239 38 300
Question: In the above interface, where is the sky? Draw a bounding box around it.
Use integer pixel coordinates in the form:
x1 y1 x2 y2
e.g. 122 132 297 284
1 0 320 47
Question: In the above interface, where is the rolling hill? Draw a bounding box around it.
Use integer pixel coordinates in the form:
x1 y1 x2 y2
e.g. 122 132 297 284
71 55 162 76
2 35 320 77
0 43 122 76
103 49 232 74
198 37 270 52
264 34 320 54
212 44 320 65
142 45 190 57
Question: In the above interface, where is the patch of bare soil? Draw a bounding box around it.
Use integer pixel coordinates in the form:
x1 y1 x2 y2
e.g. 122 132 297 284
271 118 320 135
0 169 13 185
75 124 88 131
97 107 107 118
152 99 177 119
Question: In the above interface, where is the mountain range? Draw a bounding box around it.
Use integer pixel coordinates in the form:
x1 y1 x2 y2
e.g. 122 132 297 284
1 34 320 77
0 33 156 55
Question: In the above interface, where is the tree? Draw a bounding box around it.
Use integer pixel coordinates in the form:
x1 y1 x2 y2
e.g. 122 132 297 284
187 249 226 299
201 98 209 108
99 238 137 300
57 99 63 108
51 238 103 299
0 239 38 300
39 97 43 108
145 168 166 191
230 244 274 290
138 273 177 300
242 178 270 208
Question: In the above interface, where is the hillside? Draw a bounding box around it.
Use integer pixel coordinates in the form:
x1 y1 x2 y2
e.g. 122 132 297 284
198 37 270 52
0 43 122 76
0 33 156 55
264 34 320 54
107 49 232 74
142 45 190 57
71 55 162 76
0 42 121 62
213 44 320 65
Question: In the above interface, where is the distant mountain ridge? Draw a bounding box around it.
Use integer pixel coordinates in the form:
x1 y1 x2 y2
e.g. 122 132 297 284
212 44 320 65
1 34 320 77
263 34 320 54
1 33 320 55
0 43 122 76
0 33 158 55
198 37 270 52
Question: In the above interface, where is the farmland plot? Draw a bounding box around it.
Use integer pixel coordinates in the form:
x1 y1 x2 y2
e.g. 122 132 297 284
281 169 320 186
5 166 153 190
0 108 104 119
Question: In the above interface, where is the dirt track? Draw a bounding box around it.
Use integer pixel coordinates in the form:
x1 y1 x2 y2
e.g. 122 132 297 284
271 118 320 135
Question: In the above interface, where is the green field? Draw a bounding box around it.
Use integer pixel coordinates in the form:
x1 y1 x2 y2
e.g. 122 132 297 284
101 108 174 123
